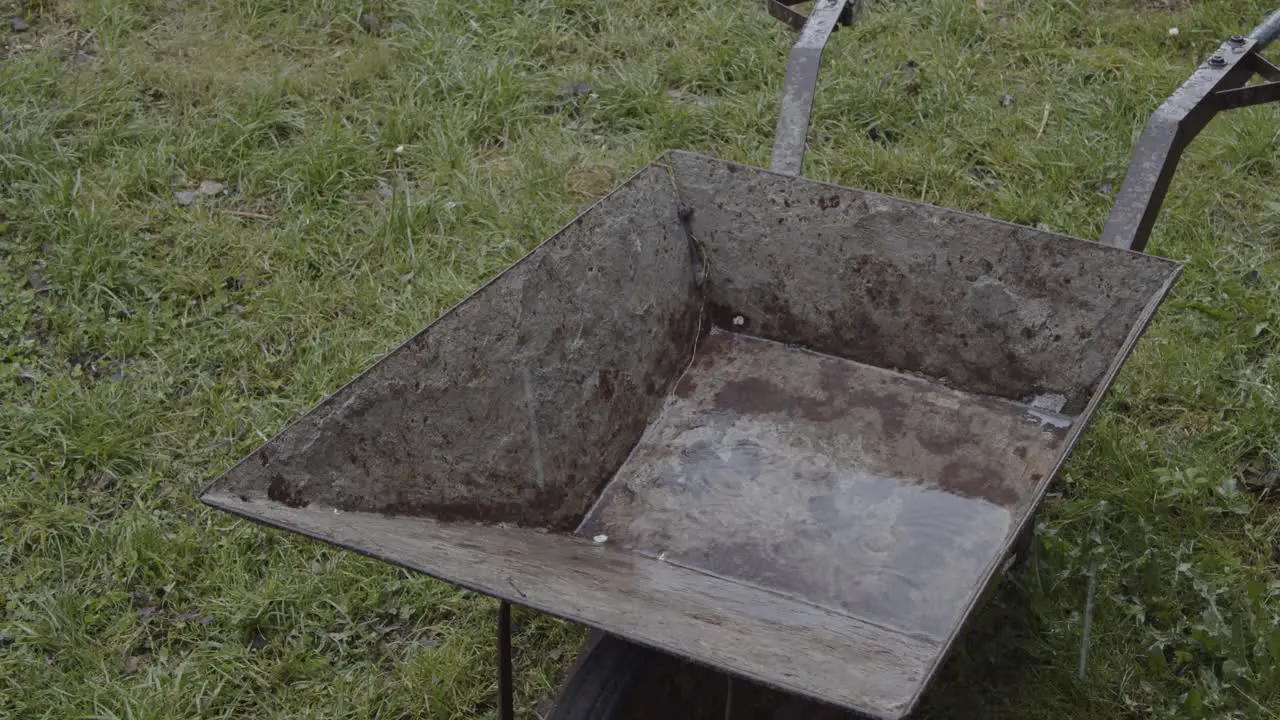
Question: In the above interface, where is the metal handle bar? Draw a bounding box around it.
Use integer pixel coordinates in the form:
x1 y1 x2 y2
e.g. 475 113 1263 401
770 0 853 175
1100 18 1280 251
1249 8 1280 49
768 6 1279 253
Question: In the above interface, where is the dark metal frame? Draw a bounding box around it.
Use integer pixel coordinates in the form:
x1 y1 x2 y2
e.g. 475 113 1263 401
497 8 1280 719
765 0 854 34
770 0 857 175
1100 15 1280 251
498 601 514 720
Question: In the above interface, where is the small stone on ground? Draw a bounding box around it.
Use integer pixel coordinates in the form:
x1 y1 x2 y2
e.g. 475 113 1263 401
197 180 225 196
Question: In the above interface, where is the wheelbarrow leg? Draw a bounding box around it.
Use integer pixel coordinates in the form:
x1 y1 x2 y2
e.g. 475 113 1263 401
499 601 515 720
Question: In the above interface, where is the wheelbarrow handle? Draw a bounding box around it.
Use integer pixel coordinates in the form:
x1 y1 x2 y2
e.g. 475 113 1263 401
1099 23 1280 251
770 0 854 176
1250 9 1280 49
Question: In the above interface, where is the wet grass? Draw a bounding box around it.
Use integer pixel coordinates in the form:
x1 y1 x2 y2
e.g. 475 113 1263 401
2 0 1280 717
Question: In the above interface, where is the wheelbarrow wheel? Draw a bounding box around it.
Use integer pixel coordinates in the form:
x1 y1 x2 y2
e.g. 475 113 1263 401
546 632 654 720
546 633 843 719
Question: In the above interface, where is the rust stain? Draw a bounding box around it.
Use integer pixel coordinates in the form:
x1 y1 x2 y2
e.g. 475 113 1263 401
673 374 699 399
938 459 1022 507
267 474 308 508
598 369 618 400
714 377 813 418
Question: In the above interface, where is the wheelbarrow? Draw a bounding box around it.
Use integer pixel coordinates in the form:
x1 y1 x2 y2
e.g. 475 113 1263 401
200 3 1280 718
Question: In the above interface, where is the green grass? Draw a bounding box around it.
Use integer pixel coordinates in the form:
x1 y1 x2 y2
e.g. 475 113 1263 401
2 0 1279 717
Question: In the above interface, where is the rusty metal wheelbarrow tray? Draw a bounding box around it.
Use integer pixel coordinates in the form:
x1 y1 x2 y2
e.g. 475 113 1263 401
201 149 1180 718
200 1 1280 716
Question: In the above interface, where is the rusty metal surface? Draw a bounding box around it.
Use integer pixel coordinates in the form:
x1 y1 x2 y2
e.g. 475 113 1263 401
670 152 1179 414
580 328 1068 642
770 0 849 175
202 152 1181 719
1100 32 1279 251
201 493 940 719
206 163 701 532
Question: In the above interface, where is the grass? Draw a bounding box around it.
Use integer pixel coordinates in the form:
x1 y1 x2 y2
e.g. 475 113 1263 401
1 0 1279 717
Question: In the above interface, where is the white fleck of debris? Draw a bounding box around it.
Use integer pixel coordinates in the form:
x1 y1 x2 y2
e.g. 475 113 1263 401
444 200 461 209
732 315 745 326
394 144 406 155
1029 393 1068 413
333 508 341 515
593 534 608 544
658 551 668 562
1167 27 1179 37
1028 408 1073 429
1026 393 1072 428
197 180 225 196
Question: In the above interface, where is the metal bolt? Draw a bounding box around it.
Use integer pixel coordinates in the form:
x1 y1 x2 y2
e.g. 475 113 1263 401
1229 34 1246 45
1208 54 1226 67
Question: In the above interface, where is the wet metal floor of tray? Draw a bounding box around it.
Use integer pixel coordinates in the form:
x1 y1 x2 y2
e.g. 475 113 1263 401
202 151 1180 719
581 327 1069 643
